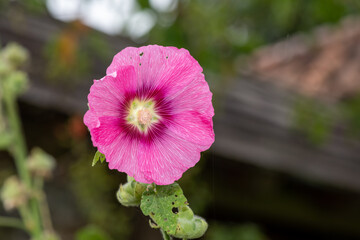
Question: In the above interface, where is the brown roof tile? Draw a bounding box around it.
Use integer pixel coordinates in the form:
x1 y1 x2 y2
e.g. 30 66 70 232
249 16 360 101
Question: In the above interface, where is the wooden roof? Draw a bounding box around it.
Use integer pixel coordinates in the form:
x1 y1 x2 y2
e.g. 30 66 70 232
249 16 360 101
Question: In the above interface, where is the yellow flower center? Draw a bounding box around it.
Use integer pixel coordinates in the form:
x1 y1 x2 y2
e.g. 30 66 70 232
127 98 160 133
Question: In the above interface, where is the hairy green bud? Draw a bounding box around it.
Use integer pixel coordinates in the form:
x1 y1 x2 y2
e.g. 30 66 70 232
0 176 28 211
1 42 29 68
27 148 56 178
117 176 147 207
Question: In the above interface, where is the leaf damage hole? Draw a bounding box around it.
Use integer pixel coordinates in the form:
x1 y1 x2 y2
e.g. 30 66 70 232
172 202 175 205
164 218 167 221
175 195 178 197
151 212 155 216
172 207 179 214
150 218 157 226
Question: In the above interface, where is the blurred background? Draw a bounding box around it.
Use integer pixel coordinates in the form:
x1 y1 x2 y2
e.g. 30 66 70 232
1 0 360 239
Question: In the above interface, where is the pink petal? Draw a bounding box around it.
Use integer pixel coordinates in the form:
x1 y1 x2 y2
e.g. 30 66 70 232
83 109 100 131
88 65 136 117
91 116 123 147
136 132 202 184
166 111 214 150
107 45 203 97
163 70 214 149
107 130 202 185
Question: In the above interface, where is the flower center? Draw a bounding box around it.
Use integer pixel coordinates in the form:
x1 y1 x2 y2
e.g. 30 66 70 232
127 98 160 133
137 109 152 125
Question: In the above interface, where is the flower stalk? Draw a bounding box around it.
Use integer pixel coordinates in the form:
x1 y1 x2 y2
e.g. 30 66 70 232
2 73 43 238
0 43 58 239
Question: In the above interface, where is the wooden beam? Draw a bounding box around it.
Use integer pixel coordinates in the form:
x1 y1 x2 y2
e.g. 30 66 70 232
213 75 360 191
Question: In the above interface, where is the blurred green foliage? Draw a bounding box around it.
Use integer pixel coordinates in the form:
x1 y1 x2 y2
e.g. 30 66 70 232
70 152 132 239
148 0 360 77
0 0 46 13
75 225 112 240
293 99 333 145
341 95 360 137
294 95 360 144
44 28 111 84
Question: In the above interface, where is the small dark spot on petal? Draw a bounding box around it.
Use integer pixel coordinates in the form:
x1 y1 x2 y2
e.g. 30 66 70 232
166 56 168 59
139 63 142 66
140 52 144 56
172 207 179 214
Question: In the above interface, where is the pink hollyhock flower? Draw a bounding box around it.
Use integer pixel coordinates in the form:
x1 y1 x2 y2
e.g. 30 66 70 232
84 45 214 185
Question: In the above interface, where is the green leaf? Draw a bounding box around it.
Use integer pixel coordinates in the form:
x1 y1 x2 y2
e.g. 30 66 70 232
92 151 105 166
140 183 188 235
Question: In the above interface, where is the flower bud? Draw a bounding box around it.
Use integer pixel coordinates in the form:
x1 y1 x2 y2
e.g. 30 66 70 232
117 176 147 207
173 206 208 239
0 176 28 211
1 43 29 68
27 148 56 179
3 71 29 96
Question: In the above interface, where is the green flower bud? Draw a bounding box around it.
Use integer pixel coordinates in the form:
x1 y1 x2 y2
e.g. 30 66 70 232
1 43 29 68
117 176 147 207
3 71 29 96
173 206 208 239
27 148 56 178
0 176 28 211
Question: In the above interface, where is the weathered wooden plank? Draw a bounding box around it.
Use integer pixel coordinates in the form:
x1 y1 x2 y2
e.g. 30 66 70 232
213 76 360 191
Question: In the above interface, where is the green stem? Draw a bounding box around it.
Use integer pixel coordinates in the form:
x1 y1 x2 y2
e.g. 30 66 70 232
3 94 30 185
0 216 26 230
160 229 172 240
3 94 42 237
35 177 54 233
